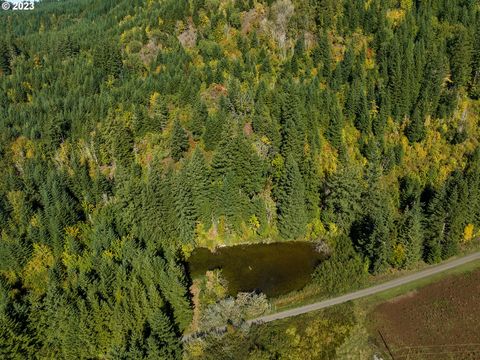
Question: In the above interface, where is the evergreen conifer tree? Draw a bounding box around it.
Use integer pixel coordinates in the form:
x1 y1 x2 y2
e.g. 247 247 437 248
317 30 333 78
173 170 197 245
469 18 480 98
398 203 423 269
447 26 473 88
186 147 211 224
93 40 123 78
191 101 208 140
351 162 393 273
405 105 426 143
170 120 189 161
322 166 362 229
276 155 307 239
324 90 344 151
203 112 225 151
424 188 446 263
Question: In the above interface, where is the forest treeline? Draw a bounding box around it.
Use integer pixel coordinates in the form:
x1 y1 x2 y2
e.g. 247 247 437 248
1 0 480 358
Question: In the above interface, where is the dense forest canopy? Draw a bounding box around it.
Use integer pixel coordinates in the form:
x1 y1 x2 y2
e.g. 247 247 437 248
0 0 480 358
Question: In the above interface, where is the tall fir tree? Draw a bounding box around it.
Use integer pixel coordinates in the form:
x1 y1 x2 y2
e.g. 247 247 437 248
351 161 393 273
203 112 225 151
276 155 307 239
173 169 197 245
447 25 473 88
279 84 304 161
405 105 426 143
424 188 446 263
398 203 424 269
186 147 211 224
170 120 189 161
191 101 208 140
322 166 362 230
442 174 468 259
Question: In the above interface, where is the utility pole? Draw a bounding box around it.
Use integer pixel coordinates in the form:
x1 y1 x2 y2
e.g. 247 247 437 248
378 330 395 360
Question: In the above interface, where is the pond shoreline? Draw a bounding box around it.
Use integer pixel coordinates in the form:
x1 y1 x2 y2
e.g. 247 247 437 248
187 241 326 298
198 238 325 253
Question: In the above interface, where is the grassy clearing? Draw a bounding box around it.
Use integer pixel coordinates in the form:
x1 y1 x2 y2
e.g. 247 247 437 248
358 259 480 308
365 263 480 359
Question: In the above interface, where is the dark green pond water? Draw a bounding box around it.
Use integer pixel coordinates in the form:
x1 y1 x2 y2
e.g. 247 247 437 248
188 242 325 297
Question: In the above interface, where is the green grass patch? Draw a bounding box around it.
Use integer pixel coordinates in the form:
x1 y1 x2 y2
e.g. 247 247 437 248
357 259 480 308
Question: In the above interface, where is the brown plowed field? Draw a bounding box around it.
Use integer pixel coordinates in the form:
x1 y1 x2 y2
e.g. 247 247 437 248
369 269 480 359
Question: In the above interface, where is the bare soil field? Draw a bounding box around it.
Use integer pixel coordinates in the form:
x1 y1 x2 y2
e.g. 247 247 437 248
369 269 480 359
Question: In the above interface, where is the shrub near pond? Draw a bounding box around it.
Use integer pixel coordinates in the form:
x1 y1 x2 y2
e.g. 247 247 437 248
202 270 229 305
200 292 270 330
196 269 269 331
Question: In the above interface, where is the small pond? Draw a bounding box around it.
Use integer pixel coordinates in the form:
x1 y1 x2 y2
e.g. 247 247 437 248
188 242 325 298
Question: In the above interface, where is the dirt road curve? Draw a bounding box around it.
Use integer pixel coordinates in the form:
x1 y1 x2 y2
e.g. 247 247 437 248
247 252 480 325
